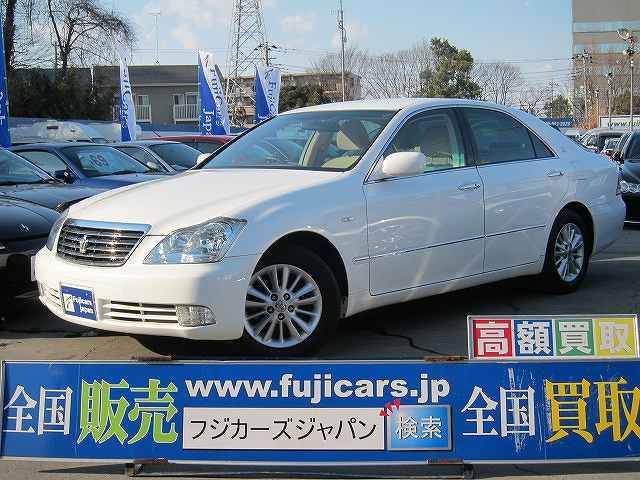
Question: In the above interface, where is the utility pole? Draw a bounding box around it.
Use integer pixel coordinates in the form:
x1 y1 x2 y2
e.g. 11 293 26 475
337 0 347 101
594 88 600 124
149 11 162 65
255 43 278 66
572 50 592 127
618 28 636 130
607 71 614 128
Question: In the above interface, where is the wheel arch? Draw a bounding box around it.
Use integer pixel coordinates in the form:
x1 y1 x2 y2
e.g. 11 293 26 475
259 230 349 313
557 201 595 255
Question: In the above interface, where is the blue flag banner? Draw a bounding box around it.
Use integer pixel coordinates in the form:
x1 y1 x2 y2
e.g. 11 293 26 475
117 46 136 142
0 21 11 147
255 65 281 124
198 51 230 135
1 360 640 464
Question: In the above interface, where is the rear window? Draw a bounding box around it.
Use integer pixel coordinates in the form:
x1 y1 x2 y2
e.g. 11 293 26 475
148 143 201 169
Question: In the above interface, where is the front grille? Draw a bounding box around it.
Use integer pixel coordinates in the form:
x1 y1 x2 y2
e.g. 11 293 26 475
57 220 149 266
102 301 179 324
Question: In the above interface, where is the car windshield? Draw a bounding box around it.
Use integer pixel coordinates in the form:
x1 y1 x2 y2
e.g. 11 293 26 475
200 110 397 171
0 149 51 185
147 143 201 169
61 145 150 177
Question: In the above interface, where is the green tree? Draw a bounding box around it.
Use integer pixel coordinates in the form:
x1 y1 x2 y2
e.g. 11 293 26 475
612 91 640 115
8 69 116 120
416 38 481 99
543 95 571 118
279 84 332 112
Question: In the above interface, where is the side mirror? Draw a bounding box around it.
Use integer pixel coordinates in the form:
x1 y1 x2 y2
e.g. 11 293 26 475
53 169 73 183
381 152 425 178
196 153 210 166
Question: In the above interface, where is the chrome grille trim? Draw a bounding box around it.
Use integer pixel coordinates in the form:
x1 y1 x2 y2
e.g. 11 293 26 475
102 301 179 324
56 219 150 267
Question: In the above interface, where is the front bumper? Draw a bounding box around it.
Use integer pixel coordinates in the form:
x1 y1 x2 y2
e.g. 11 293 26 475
35 239 259 340
1 237 46 297
622 194 640 223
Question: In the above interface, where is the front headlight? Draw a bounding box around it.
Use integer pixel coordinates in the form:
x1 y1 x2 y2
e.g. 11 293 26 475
0 241 6 251
144 218 246 264
46 210 68 251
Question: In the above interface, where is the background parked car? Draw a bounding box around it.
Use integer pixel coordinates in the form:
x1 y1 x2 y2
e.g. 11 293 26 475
1 198 59 307
112 140 202 171
612 131 633 164
581 127 626 153
154 134 233 154
0 148 104 212
601 137 620 159
616 130 640 223
11 143 168 189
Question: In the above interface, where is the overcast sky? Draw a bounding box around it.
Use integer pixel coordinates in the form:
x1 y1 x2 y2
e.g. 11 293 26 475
115 0 573 89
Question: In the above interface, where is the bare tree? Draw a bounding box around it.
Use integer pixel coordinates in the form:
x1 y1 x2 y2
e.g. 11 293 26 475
2 0 51 70
46 0 135 76
473 62 523 105
519 85 547 115
311 40 432 99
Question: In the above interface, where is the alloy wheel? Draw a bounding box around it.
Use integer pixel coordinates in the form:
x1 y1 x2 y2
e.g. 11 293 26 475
554 223 585 283
244 264 323 348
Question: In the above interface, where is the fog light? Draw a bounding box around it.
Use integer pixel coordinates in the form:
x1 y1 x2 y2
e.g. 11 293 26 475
176 305 215 327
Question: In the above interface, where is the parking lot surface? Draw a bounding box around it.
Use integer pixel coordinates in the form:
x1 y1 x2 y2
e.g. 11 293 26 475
1 227 639 479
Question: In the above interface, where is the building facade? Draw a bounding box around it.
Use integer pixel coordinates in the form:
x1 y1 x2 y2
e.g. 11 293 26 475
95 65 361 127
572 0 640 124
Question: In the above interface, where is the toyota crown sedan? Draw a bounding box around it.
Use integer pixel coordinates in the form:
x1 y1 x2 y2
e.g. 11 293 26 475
35 99 625 355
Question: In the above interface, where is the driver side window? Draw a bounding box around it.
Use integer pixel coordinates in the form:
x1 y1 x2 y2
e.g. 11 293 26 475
384 110 466 172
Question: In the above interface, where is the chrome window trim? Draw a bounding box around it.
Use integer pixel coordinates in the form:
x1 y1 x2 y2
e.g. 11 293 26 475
57 219 151 267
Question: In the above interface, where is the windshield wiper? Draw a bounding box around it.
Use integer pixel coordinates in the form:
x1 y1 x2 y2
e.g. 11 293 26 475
107 170 143 176
0 180 47 186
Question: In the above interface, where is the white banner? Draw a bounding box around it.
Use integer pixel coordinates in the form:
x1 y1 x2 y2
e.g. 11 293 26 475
116 46 137 141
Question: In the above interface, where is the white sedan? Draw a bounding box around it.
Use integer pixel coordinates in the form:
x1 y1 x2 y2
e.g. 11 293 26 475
35 99 625 354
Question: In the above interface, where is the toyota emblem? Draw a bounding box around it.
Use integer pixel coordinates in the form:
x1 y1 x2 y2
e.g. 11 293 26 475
78 235 89 254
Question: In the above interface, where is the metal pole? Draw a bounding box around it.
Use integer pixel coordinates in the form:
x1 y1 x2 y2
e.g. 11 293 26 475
631 55 635 130
338 0 346 101
607 72 613 128
582 53 589 126
595 88 600 124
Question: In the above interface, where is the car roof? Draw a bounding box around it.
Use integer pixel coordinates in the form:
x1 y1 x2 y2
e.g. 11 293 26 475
583 127 628 135
111 140 180 146
284 97 510 114
10 142 109 150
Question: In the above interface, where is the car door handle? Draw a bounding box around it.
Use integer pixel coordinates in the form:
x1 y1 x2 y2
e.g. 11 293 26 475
458 182 481 191
547 170 564 178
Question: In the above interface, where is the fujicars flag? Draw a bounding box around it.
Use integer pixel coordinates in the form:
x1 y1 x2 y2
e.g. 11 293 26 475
255 65 281 124
0 20 11 147
117 46 137 142
198 51 230 135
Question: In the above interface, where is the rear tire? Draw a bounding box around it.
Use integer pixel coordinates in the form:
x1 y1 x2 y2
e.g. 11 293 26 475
539 209 590 294
241 245 341 356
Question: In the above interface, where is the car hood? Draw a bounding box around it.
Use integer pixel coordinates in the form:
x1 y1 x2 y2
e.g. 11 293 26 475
69 169 342 234
74 173 168 189
0 198 58 242
0 183 104 211
621 161 640 183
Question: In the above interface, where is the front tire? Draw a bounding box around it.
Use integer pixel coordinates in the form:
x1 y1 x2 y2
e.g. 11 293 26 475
539 209 590 294
241 246 341 356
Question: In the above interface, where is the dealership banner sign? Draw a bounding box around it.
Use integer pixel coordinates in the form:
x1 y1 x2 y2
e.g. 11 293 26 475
116 45 137 142
255 65 281 124
198 50 230 135
1 360 640 464
468 315 639 360
0 20 11 147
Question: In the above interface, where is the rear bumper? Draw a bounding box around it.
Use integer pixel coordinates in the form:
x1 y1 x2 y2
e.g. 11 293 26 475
591 196 626 254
